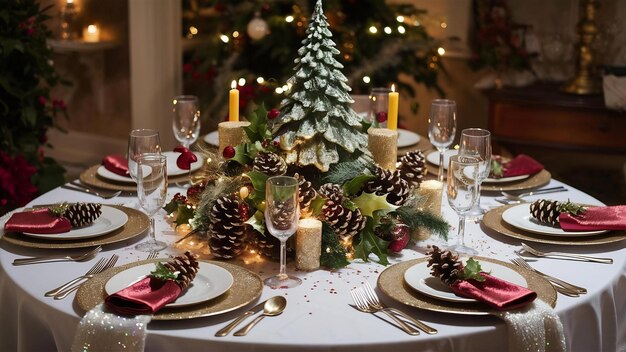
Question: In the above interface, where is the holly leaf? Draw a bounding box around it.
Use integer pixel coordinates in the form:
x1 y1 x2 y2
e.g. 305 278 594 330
353 219 389 265
243 104 269 143
490 159 504 178
460 258 486 282
174 204 195 227
163 197 181 214
342 174 375 196
231 144 253 165
246 170 268 202
351 192 398 217
245 210 265 235
309 196 326 217
149 262 178 281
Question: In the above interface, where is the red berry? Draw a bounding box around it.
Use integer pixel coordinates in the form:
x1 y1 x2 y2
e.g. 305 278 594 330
238 203 250 221
273 141 280 147
376 111 388 123
267 108 280 120
223 146 236 159
388 225 410 253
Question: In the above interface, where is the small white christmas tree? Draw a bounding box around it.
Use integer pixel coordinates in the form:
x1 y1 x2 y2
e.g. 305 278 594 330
273 0 370 172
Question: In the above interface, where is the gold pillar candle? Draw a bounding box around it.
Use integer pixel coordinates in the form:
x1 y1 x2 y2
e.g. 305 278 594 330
296 218 322 271
368 128 398 170
414 180 444 241
218 121 250 155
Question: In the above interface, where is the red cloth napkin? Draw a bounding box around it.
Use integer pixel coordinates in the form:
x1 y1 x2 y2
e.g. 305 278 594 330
102 154 130 177
4 208 72 234
451 272 537 310
559 205 626 231
503 154 544 177
105 277 181 315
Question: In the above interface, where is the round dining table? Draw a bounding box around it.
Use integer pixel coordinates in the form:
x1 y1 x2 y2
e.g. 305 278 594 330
1 178 624 352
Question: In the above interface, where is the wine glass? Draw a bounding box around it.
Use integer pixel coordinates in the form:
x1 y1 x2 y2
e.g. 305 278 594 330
447 155 479 255
264 176 301 289
134 154 168 252
127 129 161 182
172 95 201 148
428 99 457 182
459 128 492 219
369 87 390 127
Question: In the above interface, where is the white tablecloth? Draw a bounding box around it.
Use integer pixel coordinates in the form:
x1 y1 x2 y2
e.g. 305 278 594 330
1 179 625 352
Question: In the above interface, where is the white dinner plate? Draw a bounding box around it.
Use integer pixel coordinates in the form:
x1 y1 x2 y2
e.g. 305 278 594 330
501 203 608 237
397 129 421 148
404 260 527 303
22 206 129 240
426 149 458 169
105 261 234 308
97 152 203 183
483 174 530 184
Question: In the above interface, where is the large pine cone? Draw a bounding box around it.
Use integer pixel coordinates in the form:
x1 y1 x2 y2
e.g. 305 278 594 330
426 245 463 286
296 173 317 216
318 183 344 203
208 195 246 259
398 151 427 188
322 200 366 240
64 203 102 227
363 167 410 206
529 199 561 226
253 152 287 176
163 251 199 291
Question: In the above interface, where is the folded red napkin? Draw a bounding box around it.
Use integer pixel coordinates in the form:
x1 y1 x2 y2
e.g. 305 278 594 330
4 208 71 234
102 154 129 177
503 154 544 177
451 272 537 310
559 205 626 231
173 146 197 170
105 277 181 315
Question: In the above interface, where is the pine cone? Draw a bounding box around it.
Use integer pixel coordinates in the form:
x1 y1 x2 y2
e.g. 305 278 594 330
322 200 366 239
296 173 317 216
63 203 102 227
163 251 199 291
253 152 287 176
426 245 463 286
529 199 585 226
363 167 410 206
208 195 246 259
318 183 344 203
398 150 427 188
251 229 295 260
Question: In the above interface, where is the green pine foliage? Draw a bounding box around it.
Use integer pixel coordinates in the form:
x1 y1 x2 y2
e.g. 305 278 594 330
394 206 449 241
273 0 370 172
320 222 350 270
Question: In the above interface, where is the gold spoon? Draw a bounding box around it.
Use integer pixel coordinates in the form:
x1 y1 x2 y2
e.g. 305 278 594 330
233 296 287 336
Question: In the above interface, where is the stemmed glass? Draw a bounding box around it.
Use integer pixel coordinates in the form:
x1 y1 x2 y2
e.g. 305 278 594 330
459 128 492 219
127 129 161 182
428 99 457 182
447 155 479 255
369 87 390 127
134 154 168 252
264 176 301 289
172 95 201 148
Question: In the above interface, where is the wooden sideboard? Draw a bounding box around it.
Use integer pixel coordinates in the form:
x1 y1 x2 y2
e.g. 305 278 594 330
485 83 626 154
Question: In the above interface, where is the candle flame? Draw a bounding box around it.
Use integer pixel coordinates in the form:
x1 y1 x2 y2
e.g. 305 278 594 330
391 84 396 93
231 80 237 89
87 25 97 34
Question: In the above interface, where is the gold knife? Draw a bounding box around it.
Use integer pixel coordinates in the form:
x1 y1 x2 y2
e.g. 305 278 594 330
215 297 271 337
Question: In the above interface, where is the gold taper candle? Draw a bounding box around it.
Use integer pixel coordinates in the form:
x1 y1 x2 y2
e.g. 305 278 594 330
296 218 322 271
387 84 399 130
368 127 398 170
218 121 250 155
229 80 239 122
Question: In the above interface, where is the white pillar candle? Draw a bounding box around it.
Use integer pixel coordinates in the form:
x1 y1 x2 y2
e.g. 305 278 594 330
296 218 322 271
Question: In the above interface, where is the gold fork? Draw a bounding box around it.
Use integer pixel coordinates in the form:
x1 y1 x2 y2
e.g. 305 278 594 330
350 287 419 335
510 256 583 297
53 255 119 300
44 257 107 297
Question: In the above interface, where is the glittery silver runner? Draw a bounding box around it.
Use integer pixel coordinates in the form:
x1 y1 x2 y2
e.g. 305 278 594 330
71 304 151 352
494 300 566 352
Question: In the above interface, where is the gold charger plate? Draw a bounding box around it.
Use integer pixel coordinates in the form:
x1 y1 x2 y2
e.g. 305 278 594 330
76 259 263 321
79 165 204 192
1 205 149 249
483 204 626 245
378 256 556 316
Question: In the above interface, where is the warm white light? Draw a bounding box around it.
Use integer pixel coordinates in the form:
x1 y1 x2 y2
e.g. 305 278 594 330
384 26 392 34
87 25 97 34
369 26 378 34
189 26 198 35
397 26 406 34
437 47 446 56
220 34 230 43
362 76 371 84
231 80 237 89
285 15 294 23
440 22 448 29
391 84 396 93
396 15 404 23
233 31 240 38
238 78 246 86
67 0 74 4
257 76 265 84
282 84 289 91
275 87 284 94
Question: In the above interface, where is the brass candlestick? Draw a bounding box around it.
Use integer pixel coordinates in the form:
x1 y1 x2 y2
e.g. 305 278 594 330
562 0 601 95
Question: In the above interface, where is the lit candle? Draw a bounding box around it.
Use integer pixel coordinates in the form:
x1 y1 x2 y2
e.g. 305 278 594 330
296 218 322 271
229 80 239 122
83 24 100 42
387 84 399 130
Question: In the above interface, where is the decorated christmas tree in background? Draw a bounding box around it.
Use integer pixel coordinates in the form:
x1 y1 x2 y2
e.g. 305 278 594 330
274 0 369 173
